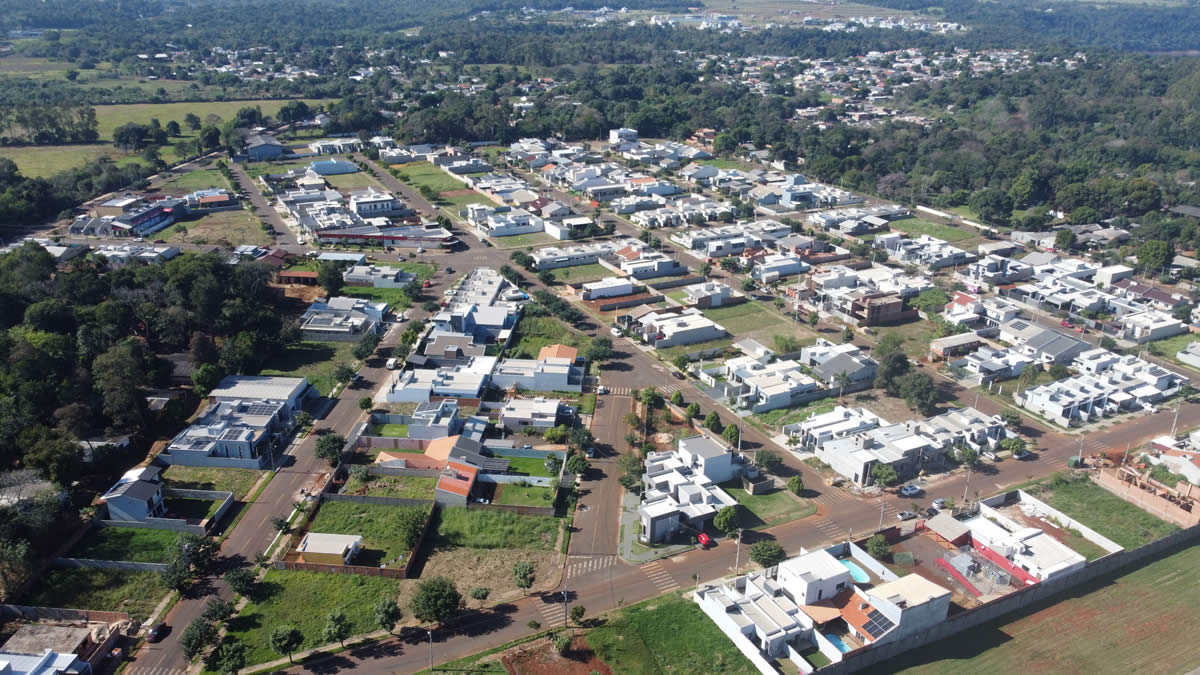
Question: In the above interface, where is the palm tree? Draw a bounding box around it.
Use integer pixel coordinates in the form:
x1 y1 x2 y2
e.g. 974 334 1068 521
836 371 851 400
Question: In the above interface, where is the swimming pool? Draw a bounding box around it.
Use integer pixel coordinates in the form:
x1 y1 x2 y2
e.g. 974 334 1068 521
824 633 851 653
840 559 870 584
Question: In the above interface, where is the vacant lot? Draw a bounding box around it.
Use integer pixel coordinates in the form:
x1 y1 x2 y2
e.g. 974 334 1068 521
880 541 1200 675
340 473 436 499
889 218 975 242
490 231 558 248
377 260 437 280
91 99 332 141
441 192 497 210
587 592 758 674
339 285 416 310
25 570 168 623
392 161 469 194
245 160 313 179
70 527 177 563
1024 473 1179 549
702 302 786 335
161 465 264 500
158 168 230 194
1148 332 1200 371
226 569 399 667
656 336 734 362
261 340 357 396
551 263 611 283
434 506 559 551
505 456 558 478
720 480 815 528
366 423 408 437
751 400 836 430
4 144 143 178
161 208 271 247
877 321 938 360
509 316 591 360
493 483 556 507
306 500 431 566
323 171 381 191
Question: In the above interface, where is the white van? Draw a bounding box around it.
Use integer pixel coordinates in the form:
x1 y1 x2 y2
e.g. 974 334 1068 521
385 358 398 370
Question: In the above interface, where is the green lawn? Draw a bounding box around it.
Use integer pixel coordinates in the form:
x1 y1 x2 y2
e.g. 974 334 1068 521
323 171 382 191
579 393 597 415
490 231 558 248
306 500 431 565
1147 332 1200 371
163 497 222 521
340 473 437 499
161 465 264 500
751 400 836 429
260 340 358 396
440 192 498 209
702 302 785 335
877 322 938 359
25 570 168 623
366 423 409 437
719 481 816 528
226 570 399 667
701 158 757 171
505 456 557 478
656 337 734 362
91 99 333 141
339 286 413 310
161 208 271 247
551 263 612 283
245 160 313 179
879 541 1200 675
3 144 145 178
376 261 437 280
70 527 178 563
666 289 690 304
1024 473 1179 550
158 168 231 194
391 161 470 194
889 218 974 242
493 483 557 507
509 316 592 360
587 592 758 674
434 506 559 550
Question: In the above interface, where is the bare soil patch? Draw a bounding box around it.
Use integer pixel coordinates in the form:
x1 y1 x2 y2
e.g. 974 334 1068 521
502 634 613 675
420 547 558 601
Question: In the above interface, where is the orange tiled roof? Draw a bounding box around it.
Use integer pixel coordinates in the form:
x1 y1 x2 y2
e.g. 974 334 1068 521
425 435 459 462
537 344 578 361
436 460 477 497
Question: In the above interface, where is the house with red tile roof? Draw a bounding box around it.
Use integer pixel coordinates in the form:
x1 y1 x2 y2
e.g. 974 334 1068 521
434 460 477 506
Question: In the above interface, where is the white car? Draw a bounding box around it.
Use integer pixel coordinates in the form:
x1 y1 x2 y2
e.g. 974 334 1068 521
610 327 621 337
597 385 609 395
899 485 923 497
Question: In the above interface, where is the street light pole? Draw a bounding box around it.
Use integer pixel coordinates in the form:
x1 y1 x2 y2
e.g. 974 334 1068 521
732 527 744 576
562 588 569 628
427 629 433 669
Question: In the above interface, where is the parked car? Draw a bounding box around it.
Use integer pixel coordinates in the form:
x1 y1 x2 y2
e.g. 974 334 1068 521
147 623 166 642
931 497 947 510
417 247 425 253
596 385 609 395
672 371 685 380
610 327 622 337
445 267 454 273
521 444 533 449
925 507 939 518
982 450 999 461
1061 319 1074 328
423 281 432 288
895 511 917 521
1013 449 1032 460
899 484 923 497
696 533 713 548
386 358 398 370
153 239 166 244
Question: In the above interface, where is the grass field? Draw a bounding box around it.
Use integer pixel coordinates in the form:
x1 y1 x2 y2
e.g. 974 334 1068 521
161 209 271 247
158 168 231 194
719 481 815 528
245 160 313 179
323 171 382 191
161 465 263 500
493 483 556 507
306 501 431 565
656 336 734 362
666 288 690 304
505 456 557 478
391 161 469 194
260 340 357 396
339 286 415 310
490 231 557 248
579 392 596 415
702 302 785 334
226 569 399 667
1147 332 1200 371
440 192 498 210
434 506 559 550
1025 473 1179 550
879 541 1200 674
551 263 611 283
340 474 437 499
877 322 938 359
366 423 409 437
164 497 222 521
3 144 144 178
25 570 168 623
889 218 975 242
751 400 836 429
700 158 758 171
90 99 333 141
70 527 177 563
587 592 758 674
377 261 437 280
509 316 591 360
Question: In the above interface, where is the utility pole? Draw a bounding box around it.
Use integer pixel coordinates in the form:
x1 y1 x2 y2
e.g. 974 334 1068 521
427 629 433 669
1171 403 1181 438
963 461 973 504
732 527 744 576
562 587 569 628
878 502 885 531
1121 442 1132 468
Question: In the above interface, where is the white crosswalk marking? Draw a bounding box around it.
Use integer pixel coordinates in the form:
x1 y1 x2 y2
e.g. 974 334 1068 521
642 560 680 592
537 598 567 625
567 555 617 580
815 519 846 541
607 386 633 396
658 384 681 394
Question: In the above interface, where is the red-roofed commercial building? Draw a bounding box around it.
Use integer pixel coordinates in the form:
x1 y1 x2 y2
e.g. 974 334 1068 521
434 460 477 506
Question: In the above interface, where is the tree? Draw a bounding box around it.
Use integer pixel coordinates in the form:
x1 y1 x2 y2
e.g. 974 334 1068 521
184 113 202 131
750 541 787 568
1136 239 1172 273
410 576 463 624
322 610 351 647
469 587 491 607
160 559 191 593
315 434 345 465
192 363 225 398
1001 437 1028 455
686 402 700 418
808 312 819 328
567 427 593 453
1099 336 1118 351
513 562 536 595
713 505 743 534
787 475 804 495
720 257 740 272
874 351 911 396
670 390 684 406
543 426 568 443
271 516 290 533
968 188 1013 225
537 270 555 286
333 364 356 384
699 262 712 277
168 533 219 577
1048 363 1069 381
723 424 740 448
213 638 246 675
898 372 938 415
742 278 756 292
180 619 218 660
374 599 403 633
269 626 304 663
871 463 899 487
358 396 373 412
866 534 891 561
841 326 854 344
1000 410 1023 429
584 337 613 365
165 120 182 137
224 567 257 597
295 411 313 429
552 631 571 655
1054 228 1077 250
756 450 782 474
704 411 722 431
23 436 80 487
566 454 590 475
640 387 662 409
956 445 980 468
202 598 235 624
672 354 690 371
544 454 563 475
317 262 345 296
569 604 586 625
0 540 32 597
909 288 950 314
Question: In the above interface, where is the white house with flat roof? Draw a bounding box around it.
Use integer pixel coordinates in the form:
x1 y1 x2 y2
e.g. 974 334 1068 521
581 276 634 300
636 307 727 348
683 281 733 308
677 435 737 483
961 513 1085 581
783 406 884 450
207 376 309 419
723 357 820 412
639 444 737 543
498 397 563 431
489 357 582 392
382 357 495 403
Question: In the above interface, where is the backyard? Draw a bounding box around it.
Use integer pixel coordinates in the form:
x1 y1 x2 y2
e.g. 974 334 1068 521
340 473 436 500
492 483 557 507
377 260 437 280
69 527 178 563
719 480 816 528
25 570 168 623
161 465 264 500
433 506 559 551
391 161 469 194
1023 472 1179 549
701 301 786 335
509 316 591 360
304 500 432 566
656 336 734 362
879 541 1200 675
163 497 222 522
750 400 836 430
260 340 358 396
160 208 271 247
888 218 975 243
158 168 231 194
366 423 409 437
225 569 400 667
323 171 382 191
340 286 416 309
550 263 611 283
504 456 559 478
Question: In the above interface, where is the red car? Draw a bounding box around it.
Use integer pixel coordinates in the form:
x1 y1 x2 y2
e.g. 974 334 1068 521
423 281 432 288
697 533 713 548
1060 320 1074 328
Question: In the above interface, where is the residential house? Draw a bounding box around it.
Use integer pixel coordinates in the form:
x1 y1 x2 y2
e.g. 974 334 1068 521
963 255 1033 286
638 438 738 543
683 281 733 308
1017 354 1179 425
100 466 165 522
1020 329 1089 365
783 406 883 450
1112 309 1187 343
581 276 635 300
383 357 495 403
296 533 362 565
408 400 464 439
434 460 478 506
498 397 563 431
245 134 284 161
299 297 387 340
635 307 727 349
207 375 310 420
752 253 809 282
953 345 1033 384
343 264 415 289
161 398 290 469
620 249 687 279
490 357 583 392
724 357 820 412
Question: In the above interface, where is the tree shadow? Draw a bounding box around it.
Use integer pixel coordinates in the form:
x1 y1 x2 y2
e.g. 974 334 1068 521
296 653 358 674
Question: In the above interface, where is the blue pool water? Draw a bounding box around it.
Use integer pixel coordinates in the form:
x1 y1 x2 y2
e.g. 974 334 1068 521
840 559 870 583
825 633 851 653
